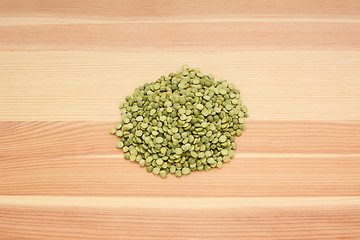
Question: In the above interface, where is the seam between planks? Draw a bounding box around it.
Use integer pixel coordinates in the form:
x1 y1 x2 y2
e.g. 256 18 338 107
1 17 360 26
1 196 360 209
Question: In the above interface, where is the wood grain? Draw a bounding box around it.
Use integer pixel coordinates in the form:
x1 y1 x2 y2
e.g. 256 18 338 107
1 121 358 197
1 0 360 239
1 51 359 121
1 22 360 51
1 196 359 240
1 196 360 240
1 121 359 159
1 0 360 20
1 155 360 197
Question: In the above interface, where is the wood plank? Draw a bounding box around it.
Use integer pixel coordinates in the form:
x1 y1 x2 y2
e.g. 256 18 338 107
1 155 359 197
1 0 359 20
1 196 360 240
0 22 359 51
0 121 359 160
1 51 359 121
0 121 359 196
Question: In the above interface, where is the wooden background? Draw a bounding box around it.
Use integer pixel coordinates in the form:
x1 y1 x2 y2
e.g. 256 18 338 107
1 1 360 239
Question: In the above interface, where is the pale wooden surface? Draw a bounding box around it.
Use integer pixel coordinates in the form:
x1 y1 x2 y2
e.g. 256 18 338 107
0 1 360 239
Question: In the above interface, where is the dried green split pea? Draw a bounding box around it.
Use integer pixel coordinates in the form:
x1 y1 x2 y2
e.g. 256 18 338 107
110 65 248 178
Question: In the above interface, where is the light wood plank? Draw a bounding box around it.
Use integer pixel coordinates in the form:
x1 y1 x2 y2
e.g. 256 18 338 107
1 51 359 121
1 155 359 197
0 22 359 51
1 0 359 21
1 196 360 240
0 121 359 160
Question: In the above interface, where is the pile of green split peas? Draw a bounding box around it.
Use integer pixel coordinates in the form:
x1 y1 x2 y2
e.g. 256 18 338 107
110 65 248 178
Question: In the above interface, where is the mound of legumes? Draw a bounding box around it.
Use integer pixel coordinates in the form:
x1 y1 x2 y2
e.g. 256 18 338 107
110 65 248 178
